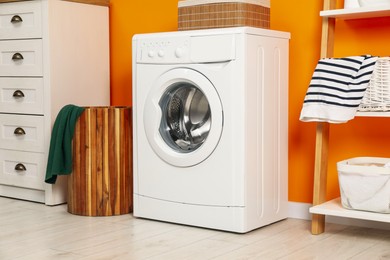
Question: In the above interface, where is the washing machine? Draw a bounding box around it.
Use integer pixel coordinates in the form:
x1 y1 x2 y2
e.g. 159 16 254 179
132 27 290 233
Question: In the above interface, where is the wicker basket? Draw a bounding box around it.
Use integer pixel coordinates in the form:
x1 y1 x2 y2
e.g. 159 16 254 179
178 0 270 31
358 57 390 112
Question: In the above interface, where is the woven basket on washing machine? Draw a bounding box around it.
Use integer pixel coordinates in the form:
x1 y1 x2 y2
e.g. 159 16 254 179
359 57 390 112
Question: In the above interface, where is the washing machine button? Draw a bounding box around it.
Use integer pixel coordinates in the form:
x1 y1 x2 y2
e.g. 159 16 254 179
175 47 184 58
148 50 156 58
158 50 165 57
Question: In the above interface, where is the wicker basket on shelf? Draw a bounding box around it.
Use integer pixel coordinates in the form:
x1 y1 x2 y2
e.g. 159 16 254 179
358 57 390 112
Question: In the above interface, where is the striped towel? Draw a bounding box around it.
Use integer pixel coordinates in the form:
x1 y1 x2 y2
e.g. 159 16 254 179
300 55 378 123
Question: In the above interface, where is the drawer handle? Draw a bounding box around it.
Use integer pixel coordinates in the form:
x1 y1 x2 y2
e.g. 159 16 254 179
14 127 26 136
11 15 23 24
14 163 26 172
13 90 25 98
12 53 24 61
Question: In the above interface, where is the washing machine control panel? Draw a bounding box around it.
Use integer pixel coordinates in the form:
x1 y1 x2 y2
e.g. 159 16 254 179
137 36 191 64
135 33 236 64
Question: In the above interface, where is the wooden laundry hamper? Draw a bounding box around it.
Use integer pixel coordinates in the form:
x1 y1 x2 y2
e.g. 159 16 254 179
178 0 270 31
67 106 133 216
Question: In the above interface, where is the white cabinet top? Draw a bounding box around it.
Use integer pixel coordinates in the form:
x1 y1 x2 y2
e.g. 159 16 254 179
0 0 109 7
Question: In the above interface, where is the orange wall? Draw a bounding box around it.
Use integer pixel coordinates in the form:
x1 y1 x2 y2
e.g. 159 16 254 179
109 0 178 105
109 0 390 204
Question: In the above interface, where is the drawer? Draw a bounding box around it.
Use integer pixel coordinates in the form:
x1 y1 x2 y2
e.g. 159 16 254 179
0 77 44 115
0 1 42 40
0 149 45 191
0 39 43 76
0 114 45 153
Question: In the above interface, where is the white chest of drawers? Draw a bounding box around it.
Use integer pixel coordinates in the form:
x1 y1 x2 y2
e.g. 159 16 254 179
0 0 110 205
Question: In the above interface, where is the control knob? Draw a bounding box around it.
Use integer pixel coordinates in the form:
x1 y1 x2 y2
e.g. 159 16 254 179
175 47 184 58
148 50 155 58
158 50 165 57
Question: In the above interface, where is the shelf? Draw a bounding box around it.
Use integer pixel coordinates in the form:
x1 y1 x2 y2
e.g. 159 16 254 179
311 0 390 235
310 198 390 223
356 111 390 117
320 5 390 19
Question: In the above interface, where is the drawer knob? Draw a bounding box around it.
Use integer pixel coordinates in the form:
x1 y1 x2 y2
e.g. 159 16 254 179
14 163 27 172
13 90 25 98
11 15 23 24
14 127 26 136
12 53 24 61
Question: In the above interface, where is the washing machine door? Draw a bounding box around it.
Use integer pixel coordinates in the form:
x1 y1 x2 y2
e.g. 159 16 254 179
144 68 223 167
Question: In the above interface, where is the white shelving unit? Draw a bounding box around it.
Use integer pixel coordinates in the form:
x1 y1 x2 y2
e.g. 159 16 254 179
320 5 390 19
310 198 390 223
356 111 390 117
310 0 390 235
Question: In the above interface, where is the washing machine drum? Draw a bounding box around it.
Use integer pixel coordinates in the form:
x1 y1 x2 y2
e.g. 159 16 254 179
143 68 223 167
160 84 211 152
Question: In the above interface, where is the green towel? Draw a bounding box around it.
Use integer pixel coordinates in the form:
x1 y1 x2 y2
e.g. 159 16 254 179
45 104 85 184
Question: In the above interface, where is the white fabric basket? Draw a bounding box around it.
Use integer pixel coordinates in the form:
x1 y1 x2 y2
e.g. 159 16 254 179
337 157 390 214
358 57 390 112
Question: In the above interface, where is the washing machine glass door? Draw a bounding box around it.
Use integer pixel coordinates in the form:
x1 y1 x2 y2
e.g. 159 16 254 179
144 68 223 167
160 83 211 152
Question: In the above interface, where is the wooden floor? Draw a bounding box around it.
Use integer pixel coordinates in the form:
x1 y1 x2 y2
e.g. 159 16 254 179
1 196 389 260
